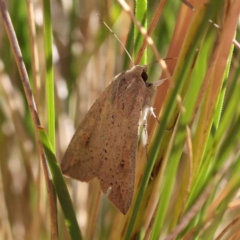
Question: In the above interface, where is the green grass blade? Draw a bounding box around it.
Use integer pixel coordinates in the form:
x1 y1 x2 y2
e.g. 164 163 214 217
150 1 225 238
43 0 55 150
134 0 147 64
38 128 82 240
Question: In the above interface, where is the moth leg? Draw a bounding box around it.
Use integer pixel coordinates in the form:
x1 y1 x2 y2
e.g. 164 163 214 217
149 107 160 125
149 107 174 132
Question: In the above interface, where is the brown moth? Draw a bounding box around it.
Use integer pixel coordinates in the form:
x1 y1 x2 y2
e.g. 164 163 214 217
61 65 162 214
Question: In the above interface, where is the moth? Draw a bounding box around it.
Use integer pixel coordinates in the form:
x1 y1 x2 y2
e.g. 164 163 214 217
61 65 163 214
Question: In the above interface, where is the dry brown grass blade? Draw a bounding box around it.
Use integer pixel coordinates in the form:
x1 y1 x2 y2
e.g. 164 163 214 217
232 231 240 240
0 169 13 240
85 182 101 240
117 0 172 82
1 74 35 181
0 73 43 238
25 0 41 110
131 1 194 236
165 182 213 240
178 126 193 219
148 0 194 134
135 0 167 64
215 215 240 240
0 1 58 239
144 117 179 238
191 0 240 179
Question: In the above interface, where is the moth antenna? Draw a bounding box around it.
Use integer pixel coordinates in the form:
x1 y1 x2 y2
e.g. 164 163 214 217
97 15 133 64
181 0 195 10
146 57 178 67
149 105 175 131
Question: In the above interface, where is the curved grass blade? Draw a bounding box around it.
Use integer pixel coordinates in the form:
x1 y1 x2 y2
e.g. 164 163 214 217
39 128 82 240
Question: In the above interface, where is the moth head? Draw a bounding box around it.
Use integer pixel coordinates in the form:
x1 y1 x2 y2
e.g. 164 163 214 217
129 65 149 82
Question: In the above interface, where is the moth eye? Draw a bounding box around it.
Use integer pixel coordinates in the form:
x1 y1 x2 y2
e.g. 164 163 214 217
141 71 148 82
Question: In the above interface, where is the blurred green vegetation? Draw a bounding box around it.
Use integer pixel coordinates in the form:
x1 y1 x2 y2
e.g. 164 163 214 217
0 0 240 240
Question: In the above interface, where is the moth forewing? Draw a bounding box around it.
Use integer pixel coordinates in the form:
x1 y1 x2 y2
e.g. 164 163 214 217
61 83 113 181
61 65 156 214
